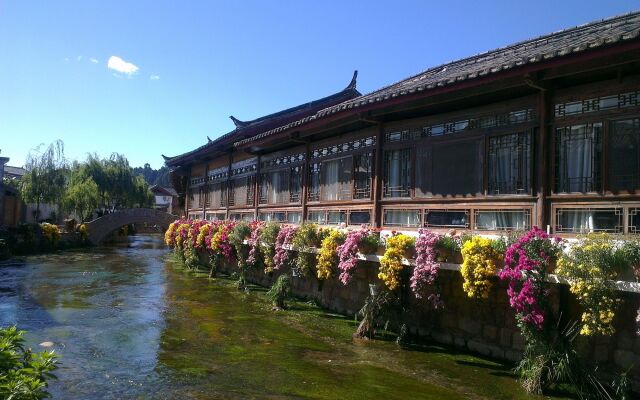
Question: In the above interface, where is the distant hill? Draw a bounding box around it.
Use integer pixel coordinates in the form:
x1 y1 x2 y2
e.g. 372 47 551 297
133 163 172 187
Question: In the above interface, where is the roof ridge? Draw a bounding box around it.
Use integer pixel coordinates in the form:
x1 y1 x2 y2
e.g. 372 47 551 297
359 10 640 99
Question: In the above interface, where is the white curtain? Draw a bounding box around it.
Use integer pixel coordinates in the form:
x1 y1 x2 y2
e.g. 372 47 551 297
476 211 526 231
385 210 419 227
322 159 340 201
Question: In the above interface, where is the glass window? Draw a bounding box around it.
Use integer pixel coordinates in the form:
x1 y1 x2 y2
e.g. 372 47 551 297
475 210 529 231
290 166 302 203
384 210 420 227
321 157 353 201
327 211 347 225
308 163 321 202
307 211 325 224
488 132 531 194
230 176 255 207
287 212 302 224
205 213 226 221
354 153 373 199
349 211 371 225
555 208 622 233
424 210 469 228
609 119 640 192
630 208 640 234
555 123 602 193
383 149 411 198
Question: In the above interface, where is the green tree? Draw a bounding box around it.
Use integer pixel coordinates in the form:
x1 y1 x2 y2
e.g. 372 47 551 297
63 175 100 222
20 140 67 220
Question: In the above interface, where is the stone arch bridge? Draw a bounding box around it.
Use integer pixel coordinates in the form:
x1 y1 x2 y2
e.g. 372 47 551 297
85 208 178 244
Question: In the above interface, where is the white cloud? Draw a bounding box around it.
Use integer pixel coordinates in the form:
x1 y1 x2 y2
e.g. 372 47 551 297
77 55 83 61
149 74 160 80
107 56 139 76
90 58 99 64
64 57 70 62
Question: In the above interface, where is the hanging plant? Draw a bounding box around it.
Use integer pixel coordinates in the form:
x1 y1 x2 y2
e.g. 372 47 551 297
499 227 562 330
174 222 191 251
316 229 345 280
230 221 252 289
246 221 264 269
460 236 501 299
379 234 415 290
259 222 281 273
291 223 322 276
336 227 378 285
273 225 298 271
196 223 212 249
411 229 443 308
556 233 623 336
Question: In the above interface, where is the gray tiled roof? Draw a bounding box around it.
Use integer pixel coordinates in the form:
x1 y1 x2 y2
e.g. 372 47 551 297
235 11 640 147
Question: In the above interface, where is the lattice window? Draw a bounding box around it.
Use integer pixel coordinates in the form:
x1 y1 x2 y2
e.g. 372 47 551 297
488 132 531 195
321 157 353 201
307 162 321 202
629 208 640 234
354 152 373 199
474 209 530 231
307 209 372 226
424 209 470 228
383 148 411 198
555 123 602 193
385 109 534 143
311 137 376 159
384 209 421 227
609 118 640 192
261 153 305 169
554 91 640 117
229 175 255 207
555 208 623 234
290 166 302 203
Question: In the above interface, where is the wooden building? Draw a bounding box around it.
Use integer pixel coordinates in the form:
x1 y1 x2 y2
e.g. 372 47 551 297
165 12 640 236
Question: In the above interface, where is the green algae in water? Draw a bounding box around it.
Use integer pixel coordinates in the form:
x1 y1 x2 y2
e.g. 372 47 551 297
161 259 571 400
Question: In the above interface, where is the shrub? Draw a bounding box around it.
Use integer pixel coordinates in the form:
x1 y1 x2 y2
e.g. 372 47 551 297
337 228 370 285
267 274 291 309
556 233 622 336
273 225 298 271
0 326 59 399
39 223 61 250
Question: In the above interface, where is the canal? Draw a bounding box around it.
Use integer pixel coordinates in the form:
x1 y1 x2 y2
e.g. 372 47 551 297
0 234 567 399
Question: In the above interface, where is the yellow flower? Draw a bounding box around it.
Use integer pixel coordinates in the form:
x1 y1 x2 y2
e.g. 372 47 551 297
316 229 345 280
379 234 415 290
460 236 500 299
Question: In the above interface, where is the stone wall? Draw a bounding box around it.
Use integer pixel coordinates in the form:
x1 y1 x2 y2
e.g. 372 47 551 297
214 254 640 383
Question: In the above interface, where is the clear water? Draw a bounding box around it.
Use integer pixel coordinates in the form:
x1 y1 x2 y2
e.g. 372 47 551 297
0 235 568 399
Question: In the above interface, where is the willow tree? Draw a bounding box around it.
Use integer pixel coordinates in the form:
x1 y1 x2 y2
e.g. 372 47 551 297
20 140 67 220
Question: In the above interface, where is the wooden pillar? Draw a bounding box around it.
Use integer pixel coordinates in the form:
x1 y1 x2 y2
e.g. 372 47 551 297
225 152 233 220
372 123 384 228
202 164 208 220
301 142 311 223
536 89 553 229
253 154 261 220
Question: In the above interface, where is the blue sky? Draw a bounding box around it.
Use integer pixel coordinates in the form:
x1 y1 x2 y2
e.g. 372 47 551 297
1 1 638 169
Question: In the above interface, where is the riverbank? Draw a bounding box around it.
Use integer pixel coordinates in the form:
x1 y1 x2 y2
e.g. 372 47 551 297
0 234 570 399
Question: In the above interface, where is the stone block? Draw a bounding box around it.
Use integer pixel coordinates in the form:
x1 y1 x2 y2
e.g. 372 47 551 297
614 350 636 370
483 325 498 341
431 331 453 346
459 318 482 335
593 345 610 362
499 328 512 347
454 337 466 348
617 331 634 351
512 332 526 351
504 350 522 362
